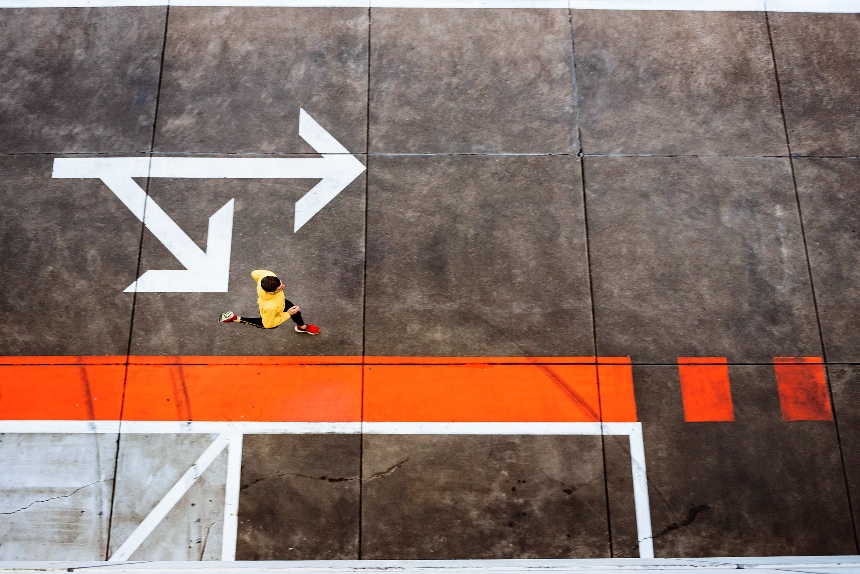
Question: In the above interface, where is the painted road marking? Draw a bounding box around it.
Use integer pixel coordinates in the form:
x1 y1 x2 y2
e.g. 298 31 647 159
678 357 735 422
0 356 835 422
774 356 833 421
364 358 637 422
0 420 653 560
51 109 365 293
108 430 238 561
1 0 859 13
0 356 631 422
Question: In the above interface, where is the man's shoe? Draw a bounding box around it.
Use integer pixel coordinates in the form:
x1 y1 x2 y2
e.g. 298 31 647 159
219 311 238 323
295 324 321 335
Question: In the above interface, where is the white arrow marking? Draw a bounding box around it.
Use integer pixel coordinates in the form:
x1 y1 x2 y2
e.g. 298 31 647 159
52 109 365 293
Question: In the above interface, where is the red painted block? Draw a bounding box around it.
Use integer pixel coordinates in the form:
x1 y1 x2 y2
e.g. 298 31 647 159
678 357 734 422
774 357 832 421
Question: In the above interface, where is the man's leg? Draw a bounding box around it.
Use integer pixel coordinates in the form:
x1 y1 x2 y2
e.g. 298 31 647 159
284 299 305 326
238 317 265 328
284 300 319 334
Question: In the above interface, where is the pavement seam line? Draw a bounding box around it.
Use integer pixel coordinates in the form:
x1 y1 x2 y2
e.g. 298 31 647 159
764 9 860 553
358 4 372 560
104 3 172 561
567 4 615 558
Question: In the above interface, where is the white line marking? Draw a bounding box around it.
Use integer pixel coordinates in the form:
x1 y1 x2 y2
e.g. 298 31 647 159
2 420 652 559
52 108 365 292
220 431 243 561
1 0 858 11
0 421 363 434
362 422 606 435
109 432 231 561
627 424 653 558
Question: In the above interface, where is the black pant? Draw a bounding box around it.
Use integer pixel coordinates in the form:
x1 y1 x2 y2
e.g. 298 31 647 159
240 299 304 329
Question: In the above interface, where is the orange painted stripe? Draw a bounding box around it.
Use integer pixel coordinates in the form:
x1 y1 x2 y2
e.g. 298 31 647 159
774 357 832 421
127 355 363 366
365 359 637 422
678 358 734 422
123 363 361 422
0 364 125 420
364 356 617 365
598 357 638 422
0 356 637 423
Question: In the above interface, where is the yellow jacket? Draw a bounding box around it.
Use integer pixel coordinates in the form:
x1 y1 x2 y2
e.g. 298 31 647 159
251 269 290 329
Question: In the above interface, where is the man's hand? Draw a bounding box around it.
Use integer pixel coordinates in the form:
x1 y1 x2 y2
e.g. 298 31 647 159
287 305 300 316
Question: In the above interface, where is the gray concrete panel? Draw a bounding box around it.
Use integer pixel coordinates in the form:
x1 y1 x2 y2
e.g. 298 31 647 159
573 11 785 156
794 158 860 363
360 435 609 559
586 156 820 364
0 155 141 355
617 365 855 557
236 434 361 560
129 161 365 356
0 433 118 560
602 434 638 558
827 365 860 547
108 434 226 560
369 9 576 154
768 14 860 157
154 8 368 154
0 8 165 154
364 155 592 357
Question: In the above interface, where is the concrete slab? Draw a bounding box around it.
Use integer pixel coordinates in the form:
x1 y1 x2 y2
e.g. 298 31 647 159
108 434 226 561
364 155 592 357
0 433 118 560
368 9 576 154
0 7 165 154
602 434 638 558
128 159 365 356
826 365 860 548
236 434 361 560
794 158 860 363
0 155 141 355
153 7 368 154
585 156 820 364
573 11 785 156
613 365 855 557
768 14 860 157
360 434 609 559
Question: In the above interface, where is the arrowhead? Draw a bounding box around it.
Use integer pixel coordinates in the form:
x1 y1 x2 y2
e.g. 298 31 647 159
126 199 235 293
294 109 366 232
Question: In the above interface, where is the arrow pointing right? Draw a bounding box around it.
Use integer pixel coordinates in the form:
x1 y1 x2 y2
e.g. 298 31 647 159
52 109 365 293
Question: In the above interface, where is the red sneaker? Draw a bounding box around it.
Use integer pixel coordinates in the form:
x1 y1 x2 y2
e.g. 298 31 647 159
219 311 238 323
295 324 321 335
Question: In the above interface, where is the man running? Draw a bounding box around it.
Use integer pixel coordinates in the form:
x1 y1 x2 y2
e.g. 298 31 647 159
219 269 320 335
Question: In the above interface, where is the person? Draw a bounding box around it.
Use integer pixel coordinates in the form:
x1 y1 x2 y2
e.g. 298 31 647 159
219 269 320 335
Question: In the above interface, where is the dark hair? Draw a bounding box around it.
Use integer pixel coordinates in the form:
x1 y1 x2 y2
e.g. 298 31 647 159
261 275 281 293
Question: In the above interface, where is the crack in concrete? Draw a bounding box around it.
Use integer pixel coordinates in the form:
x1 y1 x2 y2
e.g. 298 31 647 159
623 504 712 556
241 457 411 491
199 520 217 560
241 471 359 491
0 480 105 515
653 504 712 539
364 458 410 482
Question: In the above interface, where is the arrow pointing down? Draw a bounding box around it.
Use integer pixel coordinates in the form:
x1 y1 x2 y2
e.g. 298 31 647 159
52 109 365 293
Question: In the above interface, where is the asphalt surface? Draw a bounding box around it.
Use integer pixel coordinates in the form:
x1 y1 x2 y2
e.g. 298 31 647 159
0 5 859 562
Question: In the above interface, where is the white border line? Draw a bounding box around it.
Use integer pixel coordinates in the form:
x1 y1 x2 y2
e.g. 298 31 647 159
0 420 654 559
0 0 857 12
109 432 232 561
